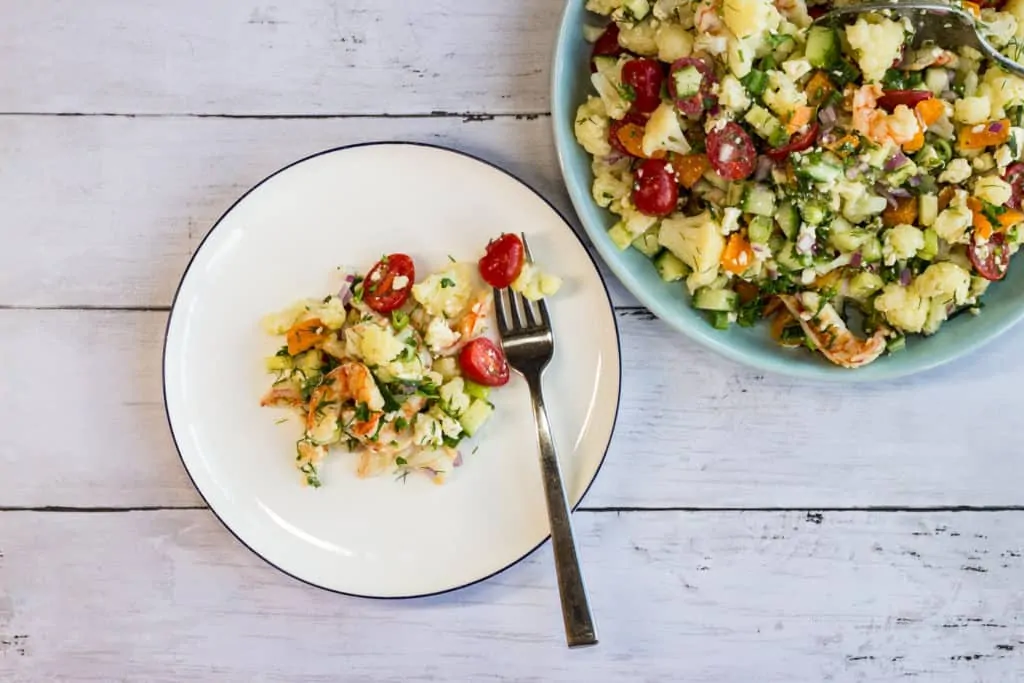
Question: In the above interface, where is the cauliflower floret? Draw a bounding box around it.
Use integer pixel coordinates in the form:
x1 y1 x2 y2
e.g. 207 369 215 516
592 163 632 209
261 300 312 335
931 197 973 244
719 74 752 113
653 0 694 21
977 69 1024 118
351 324 406 367
585 0 623 14
424 317 460 354
722 0 780 38
618 18 659 56
411 263 475 318
845 16 908 83
883 224 926 264
310 296 348 330
842 193 888 224
655 22 694 62
643 102 691 157
914 262 972 305
763 70 807 118
511 262 563 301
981 9 1019 49
939 157 973 184
618 205 659 236
874 283 930 334
439 377 470 417
1007 0 1024 39
574 97 612 157
591 56 632 120
888 105 921 141
721 207 742 235
954 96 993 125
781 58 813 83
726 34 759 78
658 211 726 278
975 175 1014 205
995 144 1015 170
413 414 443 448
439 414 463 440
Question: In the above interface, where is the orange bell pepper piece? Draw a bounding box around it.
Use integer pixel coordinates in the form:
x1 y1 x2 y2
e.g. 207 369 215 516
883 196 919 228
786 106 814 134
916 98 946 127
903 129 925 153
967 197 1024 240
616 123 665 159
825 133 861 157
721 233 754 275
671 153 711 189
958 119 1011 150
286 317 326 356
804 71 835 107
963 1 981 18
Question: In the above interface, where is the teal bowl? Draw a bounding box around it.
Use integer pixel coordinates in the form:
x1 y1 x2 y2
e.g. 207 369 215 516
551 0 1024 381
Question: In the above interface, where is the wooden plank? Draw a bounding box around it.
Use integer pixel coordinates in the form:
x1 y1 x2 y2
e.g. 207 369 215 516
0 114 638 309
1 510 1021 681
0 0 559 116
4 309 1024 509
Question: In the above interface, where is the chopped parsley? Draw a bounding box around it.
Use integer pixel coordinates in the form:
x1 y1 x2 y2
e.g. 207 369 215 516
354 402 370 422
440 277 456 289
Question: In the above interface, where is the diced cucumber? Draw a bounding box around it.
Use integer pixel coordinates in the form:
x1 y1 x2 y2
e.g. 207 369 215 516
796 153 842 183
725 181 747 207
800 200 829 225
432 357 459 381
748 215 775 244
913 144 945 171
767 127 790 148
608 221 634 250
886 335 907 354
887 159 919 187
463 380 491 401
673 66 704 98
775 241 809 271
919 228 940 261
582 25 606 44
742 184 777 216
744 104 786 143
741 69 768 96
592 55 618 76
708 310 731 330
806 26 839 68
864 144 891 169
693 287 739 312
265 355 294 372
848 271 884 301
919 193 939 227
861 235 883 263
632 228 663 258
924 67 949 95
620 0 651 21
296 350 322 373
775 201 800 239
829 226 871 253
655 251 689 282
458 399 494 438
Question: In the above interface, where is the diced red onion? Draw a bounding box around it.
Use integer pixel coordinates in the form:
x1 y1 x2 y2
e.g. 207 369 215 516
453 452 464 467
890 187 912 198
850 252 864 268
899 268 912 286
989 121 1005 133
754 155 774 181
908 175 923 188
818 105 838 130
845 166 861 180
885 151 910 171
337 273 357 305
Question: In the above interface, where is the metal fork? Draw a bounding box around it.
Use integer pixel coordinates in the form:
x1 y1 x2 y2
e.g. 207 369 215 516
492 235 597 649
813 0 1024 79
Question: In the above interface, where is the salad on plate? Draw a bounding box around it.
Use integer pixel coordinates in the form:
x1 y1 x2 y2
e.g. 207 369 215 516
259 234 561 487
575 0 1024 367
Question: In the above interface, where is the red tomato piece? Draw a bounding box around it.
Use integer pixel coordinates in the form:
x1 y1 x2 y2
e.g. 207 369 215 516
667 57 718 118
362 253 415 313
459 338 510 387
765 122 820 161
608 110 648 156
479 234 525 289
590 23 622 71
706 122 757 181
969 231 1011 281
1003 162 1024 209
622 58 665 114
632 158 679 217
876 90 933 113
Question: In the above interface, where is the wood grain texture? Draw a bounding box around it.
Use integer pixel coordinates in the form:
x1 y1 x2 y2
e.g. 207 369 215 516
0 0 559 116
1 510 1022 682
0 114 640 309
4 308 1024 509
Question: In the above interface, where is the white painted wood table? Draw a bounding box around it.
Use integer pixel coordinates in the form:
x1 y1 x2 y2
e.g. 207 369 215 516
2 2 1023 681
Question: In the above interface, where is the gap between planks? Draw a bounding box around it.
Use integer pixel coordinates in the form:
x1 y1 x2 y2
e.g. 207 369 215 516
3 505 1024 513
0 111 551 121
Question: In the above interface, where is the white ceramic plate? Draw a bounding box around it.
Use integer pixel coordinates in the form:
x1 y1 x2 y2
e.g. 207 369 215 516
164 142 621 598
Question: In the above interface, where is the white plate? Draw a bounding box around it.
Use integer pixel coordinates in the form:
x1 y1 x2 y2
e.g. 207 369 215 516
164 142 621 598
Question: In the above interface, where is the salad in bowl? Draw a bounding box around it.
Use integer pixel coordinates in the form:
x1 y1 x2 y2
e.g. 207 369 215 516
572 0 1024 369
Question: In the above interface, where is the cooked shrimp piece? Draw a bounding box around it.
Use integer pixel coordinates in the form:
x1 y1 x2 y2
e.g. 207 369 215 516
326 362 385 411
778 294 888 369
774 0 811 27
851 84 920 146
260 384 303 407
454 290 493 341
296 439 326 467
694 0 725 35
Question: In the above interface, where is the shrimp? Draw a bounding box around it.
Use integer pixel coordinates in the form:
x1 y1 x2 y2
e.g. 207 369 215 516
260 384 303 407
694 0 725 35
778 294 888 369
325 362 385 411
774 0 812 28
851 84 920 146
453 290 493 342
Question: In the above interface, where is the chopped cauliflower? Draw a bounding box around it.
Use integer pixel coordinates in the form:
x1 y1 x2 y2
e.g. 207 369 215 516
574 97 612 157
763 70 807 118
344 323 405 367
585 0 623 14
619 205 659 236
845 16 908 83
726 34 759 78
414 414 443 448
439 414 463 440
411 263 475 318
932 198 973 244
591 56 632 120
974 175 1014 206
722 0 779 38
511 262 563 301
719 74 752 113
939 158 973 184
658 211 726 278
914 262 971 305
874 283 929 334
618 18 659 56
592 161 632 208
261 300 312 335
781 58 813 83
888 105 921 141
643 102 691 157
977 69 1024 118
439 377 470 417
883 224 925 264
655 22 694 62
954 96 993 125
424 317 460 353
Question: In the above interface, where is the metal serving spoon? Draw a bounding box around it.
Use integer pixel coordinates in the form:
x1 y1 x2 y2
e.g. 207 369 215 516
812 0 1024 79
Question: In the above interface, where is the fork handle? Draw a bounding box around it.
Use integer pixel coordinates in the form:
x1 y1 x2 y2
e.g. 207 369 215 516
525 372 598 648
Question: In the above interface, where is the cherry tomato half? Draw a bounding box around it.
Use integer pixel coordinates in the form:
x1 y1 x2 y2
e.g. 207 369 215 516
608 110 648 156
1004 162 1024 209
362 253 415 313
706 122 757 181
459 338 510 387
969 231 1011 281
590 23 622 71
876 89 932 113
479 234 525 289
622 58 665 114
765 122 820 161
668 57 718 118
633 158 679 217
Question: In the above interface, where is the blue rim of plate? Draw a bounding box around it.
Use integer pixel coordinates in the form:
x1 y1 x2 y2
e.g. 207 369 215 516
550 0 1024 382
162 141 622 599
